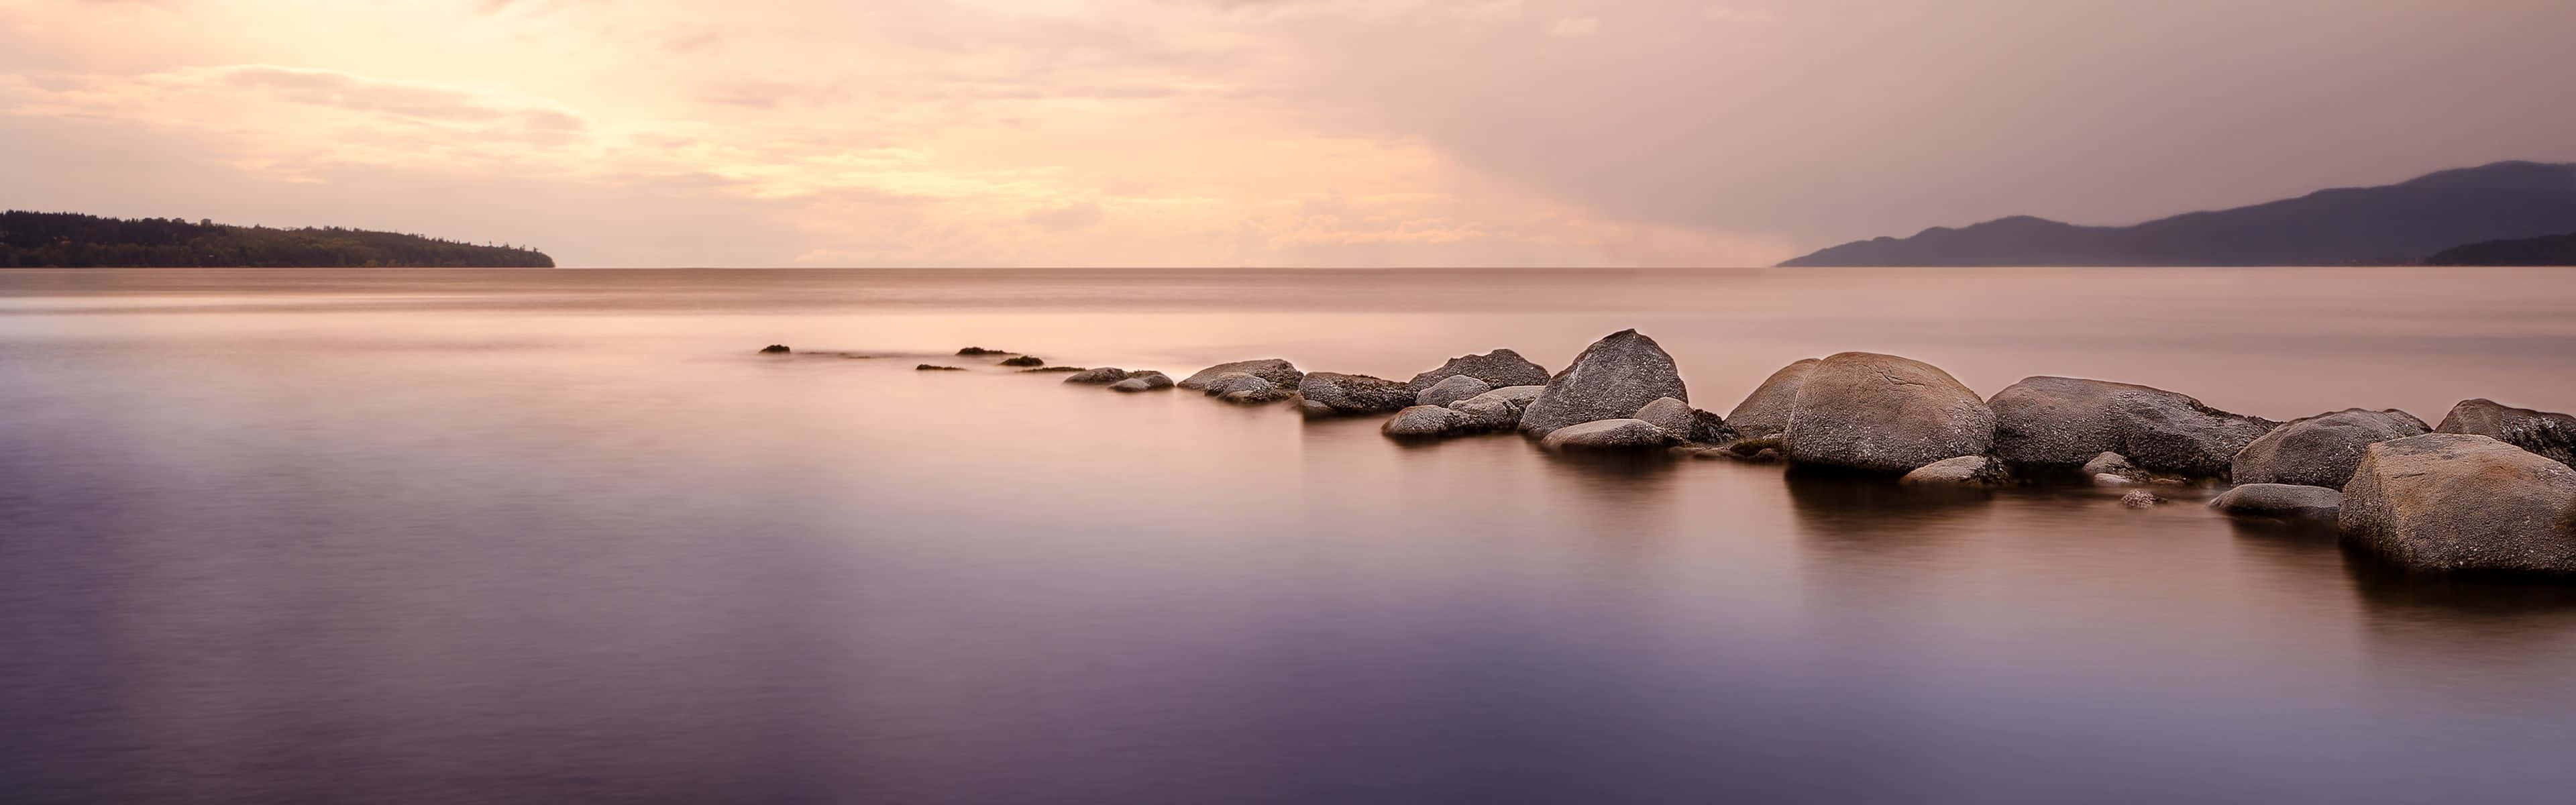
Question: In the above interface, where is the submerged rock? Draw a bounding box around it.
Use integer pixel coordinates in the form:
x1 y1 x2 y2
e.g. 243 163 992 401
1407 349 1552 392
1109 371 1173 392
1199 372 1275 396
2121 490 2163 508
2210 484 2343 519
2341 433 2576 575
758 344 792 354
1900 455 2005 486
2232 408 2430 488
1449 385 1546 431
2082 451 2138 479
1063 367 1132 384
1179 359 1303 390
998 356 1045 367
1382 405 1476 439
1519 329 1689 437
1986 376 2276 478
1415 375 1493 408
1297 372 1414 418
2436 398 2576 468
1781 352 1994 474
916 364 965 371
955 347 1009 356
1538 419 1680 451
1020 366 1083 374
1725 358 1820 440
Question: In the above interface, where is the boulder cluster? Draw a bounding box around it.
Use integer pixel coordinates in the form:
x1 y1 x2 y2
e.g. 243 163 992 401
948 331 2576 578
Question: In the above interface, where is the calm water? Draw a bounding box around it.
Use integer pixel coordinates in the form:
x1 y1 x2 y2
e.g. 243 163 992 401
5 266 2576 804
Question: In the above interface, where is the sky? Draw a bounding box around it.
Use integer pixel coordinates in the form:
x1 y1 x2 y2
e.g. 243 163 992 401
5 0 2573 268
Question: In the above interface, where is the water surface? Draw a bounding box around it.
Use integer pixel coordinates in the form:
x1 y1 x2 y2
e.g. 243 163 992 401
5 266 2576 803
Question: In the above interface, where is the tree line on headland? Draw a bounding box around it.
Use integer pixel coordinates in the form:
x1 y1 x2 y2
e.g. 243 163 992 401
0 211 554 268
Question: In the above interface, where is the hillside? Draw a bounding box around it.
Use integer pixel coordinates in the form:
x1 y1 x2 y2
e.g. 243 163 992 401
0 211 554 268
2425 231 2576 266
1780 161 2576 267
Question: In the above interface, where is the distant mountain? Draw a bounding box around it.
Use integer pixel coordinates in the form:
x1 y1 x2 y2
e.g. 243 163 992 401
2426 231 2576 266
1780 161 2576 267
0 211 553 268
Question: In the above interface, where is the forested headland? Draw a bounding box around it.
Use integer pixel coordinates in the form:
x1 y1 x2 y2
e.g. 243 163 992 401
1 211 555 268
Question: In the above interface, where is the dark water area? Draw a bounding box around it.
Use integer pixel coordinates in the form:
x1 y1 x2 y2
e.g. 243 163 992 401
5 266 2576 804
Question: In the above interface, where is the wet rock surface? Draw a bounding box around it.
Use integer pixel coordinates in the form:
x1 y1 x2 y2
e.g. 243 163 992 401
2341 433 2576 575
2233 409 2431 488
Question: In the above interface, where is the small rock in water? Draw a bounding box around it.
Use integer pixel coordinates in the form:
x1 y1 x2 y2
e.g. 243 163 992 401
2233 408 2431 488
1382 406 1474 439
2082 451 2137 478
2209 484 2343 519
1406 349 1552 392
1297 372 1415 419
1063 367 1132 384
1415 375 1493 408
1109 371 1174 392
1900 455 2004 486
1538 419 1682 452
2121 490 2163 508
1020 366 1083 373
1180 359 1303 390
2091 473 2138 486
956 347 1010 356
758 344 792 354
1201 372 1275 396
916 364 965 371
998 356 1045 367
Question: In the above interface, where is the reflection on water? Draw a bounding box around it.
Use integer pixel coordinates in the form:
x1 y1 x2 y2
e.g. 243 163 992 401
4 266 2576 803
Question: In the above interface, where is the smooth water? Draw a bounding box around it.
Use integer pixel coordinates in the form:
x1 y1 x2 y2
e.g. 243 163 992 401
5 266 2576 804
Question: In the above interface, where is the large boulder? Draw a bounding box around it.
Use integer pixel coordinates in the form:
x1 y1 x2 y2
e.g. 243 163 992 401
1898 455 2006 486
1108 371 1173 392
1297 372 1415 419
1781 352 1994 474
1986 376 2277 478
1179 359 1302 390
2340 433 2576 574
1415 375 1493 408
2232 408 2430 488
1062 367 1132 384
1724 358 1820 440
1407 349 1552 392
2210 484 2343 519
1519 329 1689 437
1382 405 1476 439
2436 398 2576 468
1538 419 1680 452
1450 385 1546 431
1199 372 1272 396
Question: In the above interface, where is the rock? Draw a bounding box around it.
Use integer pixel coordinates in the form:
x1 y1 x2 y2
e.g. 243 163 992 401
998 356 1045 367
1407 349 1552 391
2080 451 2137 478
2232 408 2431 488
1634 396 1695 435
1199 372 1275 396
2209 484 2343 519
1020 366 1083 374
2121 490 2163 508
1063 367 1132 384
1109 372 1173 392
1179 359 1303 390
956 347 1009 356
1296 372 1415 419
1985 376 2277 478
2091 473 2138 486
1415 375 1493 408
1899 455 2005 486
1519 329 1689 437
1538 419 1681 452
1780 352 1994 474
916 364 965 371
758 344 792 354
2340 433 2576 574
1725 358 1820 440
1382 405 1476 439
2436 398 2576 468
1449 385 1546 431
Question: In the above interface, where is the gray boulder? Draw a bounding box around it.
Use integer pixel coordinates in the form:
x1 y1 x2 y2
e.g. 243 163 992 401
1200 372 1274 396
2210 484 2343 519
2341 433 2576 574
1109 371 1173 392
1450 385 1546 431
2082 451 2137 478
1416 375 1493 408
2233 408 2430 488
1297 372 1415 419
1986 376 2277 478
1899 455 2006 486
1382 405 1476 439
1407 349 1552 391
1063 367 1131 384
1634 396 1695 436
1538 419 1681 452
1781 352 1994 474
2121 490 2163 508
2436 398 2576 468
1725 358 1820 440
1519 329 1688 437
1179 359 1302 390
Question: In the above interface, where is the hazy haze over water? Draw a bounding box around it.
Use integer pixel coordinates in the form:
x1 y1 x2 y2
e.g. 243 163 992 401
5 266 2576 802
